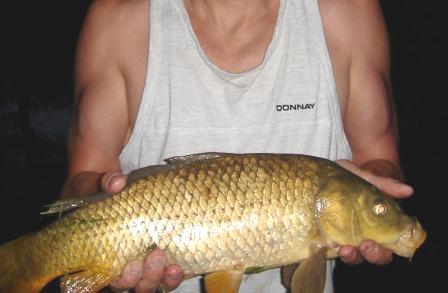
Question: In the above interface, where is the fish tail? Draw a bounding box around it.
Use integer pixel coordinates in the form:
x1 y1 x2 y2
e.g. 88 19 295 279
0 235 47 293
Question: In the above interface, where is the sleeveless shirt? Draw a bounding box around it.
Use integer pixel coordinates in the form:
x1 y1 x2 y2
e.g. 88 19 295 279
119 0 352 291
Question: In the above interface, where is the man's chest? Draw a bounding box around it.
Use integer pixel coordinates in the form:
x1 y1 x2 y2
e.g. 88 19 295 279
122 0 352 128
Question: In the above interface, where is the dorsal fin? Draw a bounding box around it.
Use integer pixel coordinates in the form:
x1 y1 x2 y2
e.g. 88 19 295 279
40 192 109 215
41 163 180 215
127 164 178 185
41 153 231 215
164 152 231 165
130 153 231 182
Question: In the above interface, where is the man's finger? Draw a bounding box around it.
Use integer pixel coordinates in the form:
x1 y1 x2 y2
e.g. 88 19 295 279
101 171 127 194
162 264 183 291
336 160 413 199
368 177 413 198
110 260 143 290
359 240 393 265
135 249 166 292
339 246 363 265
336 160 362 175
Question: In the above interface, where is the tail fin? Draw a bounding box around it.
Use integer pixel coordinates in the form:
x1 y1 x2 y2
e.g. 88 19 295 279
0 235 44 293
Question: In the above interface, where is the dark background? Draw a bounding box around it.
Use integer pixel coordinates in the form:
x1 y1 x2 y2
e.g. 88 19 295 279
0 0 445 292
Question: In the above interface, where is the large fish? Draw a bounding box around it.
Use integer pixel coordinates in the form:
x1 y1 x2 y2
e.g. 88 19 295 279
0 153 426 293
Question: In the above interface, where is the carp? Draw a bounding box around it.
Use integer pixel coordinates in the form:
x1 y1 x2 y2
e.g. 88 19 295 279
0 153 426 292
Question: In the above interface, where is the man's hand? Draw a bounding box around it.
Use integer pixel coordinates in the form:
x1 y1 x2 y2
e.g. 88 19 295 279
110 249 183 292
336 159 414 265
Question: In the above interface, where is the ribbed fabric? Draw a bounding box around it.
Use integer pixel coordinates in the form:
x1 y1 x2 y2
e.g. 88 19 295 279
119 0 352 291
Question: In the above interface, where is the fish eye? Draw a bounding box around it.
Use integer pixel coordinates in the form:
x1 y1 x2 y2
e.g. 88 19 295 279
372 199 388 216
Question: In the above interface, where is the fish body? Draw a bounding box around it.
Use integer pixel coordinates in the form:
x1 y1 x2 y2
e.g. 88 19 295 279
0 153 426 292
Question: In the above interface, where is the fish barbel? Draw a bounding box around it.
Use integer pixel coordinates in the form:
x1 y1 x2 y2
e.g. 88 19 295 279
0 153 426 293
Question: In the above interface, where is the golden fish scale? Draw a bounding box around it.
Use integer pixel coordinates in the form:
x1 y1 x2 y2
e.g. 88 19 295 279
31 154 327 279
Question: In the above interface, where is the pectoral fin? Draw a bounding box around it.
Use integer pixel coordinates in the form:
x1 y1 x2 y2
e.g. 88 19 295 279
204 270 243 293
60 268 112 293
281 263 300 289
291 246 328 293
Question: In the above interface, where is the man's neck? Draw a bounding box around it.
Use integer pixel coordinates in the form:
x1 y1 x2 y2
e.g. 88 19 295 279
184 0 279 32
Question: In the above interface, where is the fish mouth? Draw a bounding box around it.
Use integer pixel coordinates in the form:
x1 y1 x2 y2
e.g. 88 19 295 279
386 219 427 258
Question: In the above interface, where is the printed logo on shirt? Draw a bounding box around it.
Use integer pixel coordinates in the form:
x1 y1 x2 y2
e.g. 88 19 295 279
276 103 315 112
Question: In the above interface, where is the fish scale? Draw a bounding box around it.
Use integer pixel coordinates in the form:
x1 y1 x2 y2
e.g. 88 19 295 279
31 155 322 277
0 153 426 293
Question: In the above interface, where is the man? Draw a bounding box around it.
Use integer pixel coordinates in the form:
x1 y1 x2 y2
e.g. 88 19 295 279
63 0 414 292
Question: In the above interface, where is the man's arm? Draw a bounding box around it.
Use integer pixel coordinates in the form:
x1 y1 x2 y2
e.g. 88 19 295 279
345 0 397 168
339 0 413 264
64 0 183 291
63 0 129 198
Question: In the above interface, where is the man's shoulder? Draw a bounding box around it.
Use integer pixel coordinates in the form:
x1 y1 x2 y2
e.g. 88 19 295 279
319 0 382 21
76 0 150 90
80 0 150 54
87 0 149 25
90 0 148 10
319 0 380 9
319 0 384 46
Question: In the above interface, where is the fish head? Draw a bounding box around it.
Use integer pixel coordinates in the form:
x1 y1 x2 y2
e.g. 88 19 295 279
316 174 426 258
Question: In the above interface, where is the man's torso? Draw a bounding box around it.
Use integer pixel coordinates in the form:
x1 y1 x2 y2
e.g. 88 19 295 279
116 0 353 147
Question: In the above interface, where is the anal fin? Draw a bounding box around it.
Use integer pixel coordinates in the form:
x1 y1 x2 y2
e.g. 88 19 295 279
291 246 328 293
60 268 112 293
204 270 243 293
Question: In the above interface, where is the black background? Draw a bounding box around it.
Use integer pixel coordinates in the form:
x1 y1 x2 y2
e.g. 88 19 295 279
0 0 445 292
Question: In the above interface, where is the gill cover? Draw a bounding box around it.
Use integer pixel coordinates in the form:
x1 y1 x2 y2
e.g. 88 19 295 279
315 175 364 246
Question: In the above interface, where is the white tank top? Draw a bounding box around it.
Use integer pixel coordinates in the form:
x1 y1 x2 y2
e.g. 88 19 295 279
119 0 352 291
